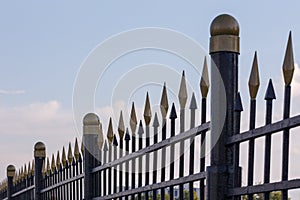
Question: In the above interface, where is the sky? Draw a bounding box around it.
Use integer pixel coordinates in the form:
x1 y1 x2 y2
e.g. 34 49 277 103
1 0 300 198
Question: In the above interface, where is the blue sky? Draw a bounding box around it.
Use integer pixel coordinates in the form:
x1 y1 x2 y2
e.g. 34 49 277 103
1 1 300 197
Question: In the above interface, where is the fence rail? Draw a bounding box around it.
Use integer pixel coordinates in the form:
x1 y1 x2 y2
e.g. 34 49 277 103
1 13 300 200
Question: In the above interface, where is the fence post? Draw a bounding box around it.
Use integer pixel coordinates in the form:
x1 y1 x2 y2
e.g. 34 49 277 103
83 113 101 200
6 165 15 200
207 14 240 199
34 141 46 200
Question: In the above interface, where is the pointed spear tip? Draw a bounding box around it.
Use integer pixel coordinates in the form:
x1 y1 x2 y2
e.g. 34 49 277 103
178 70 188 109
264 79 276 100
130 102 137 134
234 92 243 112
189 92 198 109
113 134 118 146
103 140 108 151
182 70 185 76
118 110 125 139
138 120 144 135
152 112 160 127
282 31 295 86
160 82 169 118
107 118 114 144
169 103 177 119
144 92 152 125
200 58 210 98
74 138 80 160
248 51 260 99
124 128 131 141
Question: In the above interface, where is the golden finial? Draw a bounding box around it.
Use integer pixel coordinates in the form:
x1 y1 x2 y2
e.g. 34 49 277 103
42 160 46 177
51 153 56 172
98 123 104 150
130 102 137 135
67 142 73 164
144 92 152 125
74 138 80 161
160 82 169 118
248 52 260 99
200 57 210 98
20 166 24 180
46 157 50 175
107 118 114 144
62 147 67 167
282 31 294 86
118 111 125 139
56 150 61 169
178 71 188 109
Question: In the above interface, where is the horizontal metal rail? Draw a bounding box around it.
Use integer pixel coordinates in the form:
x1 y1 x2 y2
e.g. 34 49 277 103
11 185 34 198
228 179 300 196
40 173 84 193
92 122 210 173
227 114 300 145
93 171 207 199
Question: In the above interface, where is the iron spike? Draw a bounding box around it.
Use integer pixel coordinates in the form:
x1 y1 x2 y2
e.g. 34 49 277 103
42 160 46 178
107 118 114 144
51 153 56 172
200 57 210 98
189 92 198 109
103 140 109 151
118 111 125 139
282 31 295 86
24 164 27 177
81 140 84 158
113 134 118 146
170 103 178 119
138 120 144 136
178 71 188 109
264 79 276 100
152 112 160 127
144 92 152 125
130 102 138 135
124 128 131 141
248 51 260 99
160 82 169 118
234 92 244 112
46 157 50 175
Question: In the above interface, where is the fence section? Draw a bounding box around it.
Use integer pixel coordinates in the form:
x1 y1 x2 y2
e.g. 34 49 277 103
1 14 300 200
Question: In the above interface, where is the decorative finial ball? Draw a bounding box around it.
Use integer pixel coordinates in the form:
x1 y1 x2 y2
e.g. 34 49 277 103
7 165 16 177
210 14 239 36
83 113 100 126
34 142 45 151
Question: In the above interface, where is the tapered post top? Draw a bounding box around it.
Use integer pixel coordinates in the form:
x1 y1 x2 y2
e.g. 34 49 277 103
34 142 46 158
210 14 240 53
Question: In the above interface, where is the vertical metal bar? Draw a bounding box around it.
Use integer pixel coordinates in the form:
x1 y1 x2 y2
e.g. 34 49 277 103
282 85 291 199
264 79 276 200
247 99 256 200
119 137 123 199
103 141 108 196
125 129 130 200
189 93 197 200
108 144 112 195
34 142 46 200
179 108 185 199
152 113 159 200
138 121 143 200
113 135 118 195
131 134 136 200
200 98 207 200
145 125 150 200
161 118 167 200
169 103 177 200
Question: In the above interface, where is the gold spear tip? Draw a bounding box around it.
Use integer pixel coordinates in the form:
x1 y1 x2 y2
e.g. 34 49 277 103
83 113 100 126
107 117 114 144
62 146 67 167
200 57 210 98
130 102 137 134
178 70 188 109
210 14 239 36
118 111 125 139
46 157 50 175
282 31 295 86
56 150 61 169
42 160 46 177
144 92 152 125
67 142 73 164
51 153 56 172
74 138 80 161
160 82 169 118
248 51 260 99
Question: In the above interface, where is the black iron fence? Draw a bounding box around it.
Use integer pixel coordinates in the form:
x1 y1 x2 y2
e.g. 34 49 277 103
1 14 300 200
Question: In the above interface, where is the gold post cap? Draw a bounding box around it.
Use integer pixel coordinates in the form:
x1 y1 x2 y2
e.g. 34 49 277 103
7 165 15 177
34 142 46 158
210 14 240 53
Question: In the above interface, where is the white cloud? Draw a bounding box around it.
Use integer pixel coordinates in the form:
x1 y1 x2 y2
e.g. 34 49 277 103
0 89 26 95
